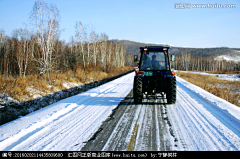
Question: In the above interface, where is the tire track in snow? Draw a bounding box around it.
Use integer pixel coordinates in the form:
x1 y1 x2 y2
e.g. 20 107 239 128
173 89 221 150
82 93 175 151
178 89 231 150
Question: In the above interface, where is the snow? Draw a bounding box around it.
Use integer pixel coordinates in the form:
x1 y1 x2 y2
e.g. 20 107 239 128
177 70 240 81
62 82 83 89
0 94 19 108
176 76 240 124
26 86 45 99
168 77 240 150
26 82 84 99
214 55 240 62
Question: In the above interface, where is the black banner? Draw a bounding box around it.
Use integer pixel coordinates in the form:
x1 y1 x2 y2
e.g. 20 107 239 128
1 151 231 158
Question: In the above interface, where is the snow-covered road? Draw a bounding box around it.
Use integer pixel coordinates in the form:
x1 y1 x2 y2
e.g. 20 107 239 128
1 72 240 151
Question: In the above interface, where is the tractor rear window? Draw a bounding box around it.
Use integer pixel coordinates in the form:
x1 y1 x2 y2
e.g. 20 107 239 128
140 51 170 70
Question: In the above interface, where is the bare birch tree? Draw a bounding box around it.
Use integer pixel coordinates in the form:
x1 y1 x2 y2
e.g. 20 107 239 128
13 28 31 77
29 0 60 78
0 29 4 51
100 33 108 70
106 41 113 68
75 21 86 68
119 44 125 67
114 42 120 67
90 31 98 67
86 24 92 66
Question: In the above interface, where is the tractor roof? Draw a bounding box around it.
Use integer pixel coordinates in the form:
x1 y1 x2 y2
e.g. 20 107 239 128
140 46 171 51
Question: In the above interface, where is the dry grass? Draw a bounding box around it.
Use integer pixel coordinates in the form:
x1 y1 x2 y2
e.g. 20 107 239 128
176 71 240 107
1 66 134 103
54 79 64 90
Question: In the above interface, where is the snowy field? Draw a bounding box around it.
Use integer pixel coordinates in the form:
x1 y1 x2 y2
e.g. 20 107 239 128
176 70 240 81
0 72 240 151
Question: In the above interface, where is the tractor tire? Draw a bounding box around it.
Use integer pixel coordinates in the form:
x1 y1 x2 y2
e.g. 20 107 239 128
166 77 176 104
133 77 143 104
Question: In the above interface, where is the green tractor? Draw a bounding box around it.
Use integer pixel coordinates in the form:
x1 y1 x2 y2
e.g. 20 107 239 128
133 46 176 104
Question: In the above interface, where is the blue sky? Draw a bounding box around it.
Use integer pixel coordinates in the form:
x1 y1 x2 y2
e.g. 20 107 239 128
0 0 239 48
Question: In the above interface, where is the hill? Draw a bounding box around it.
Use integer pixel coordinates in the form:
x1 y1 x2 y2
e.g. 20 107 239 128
111 39 240 60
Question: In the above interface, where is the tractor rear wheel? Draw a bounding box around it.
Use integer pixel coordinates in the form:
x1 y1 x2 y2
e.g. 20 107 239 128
166 77 176 104
133 77 143 104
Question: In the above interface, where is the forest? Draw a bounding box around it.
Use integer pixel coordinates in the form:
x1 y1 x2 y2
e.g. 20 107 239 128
174 52 240 73
0 1 132 80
